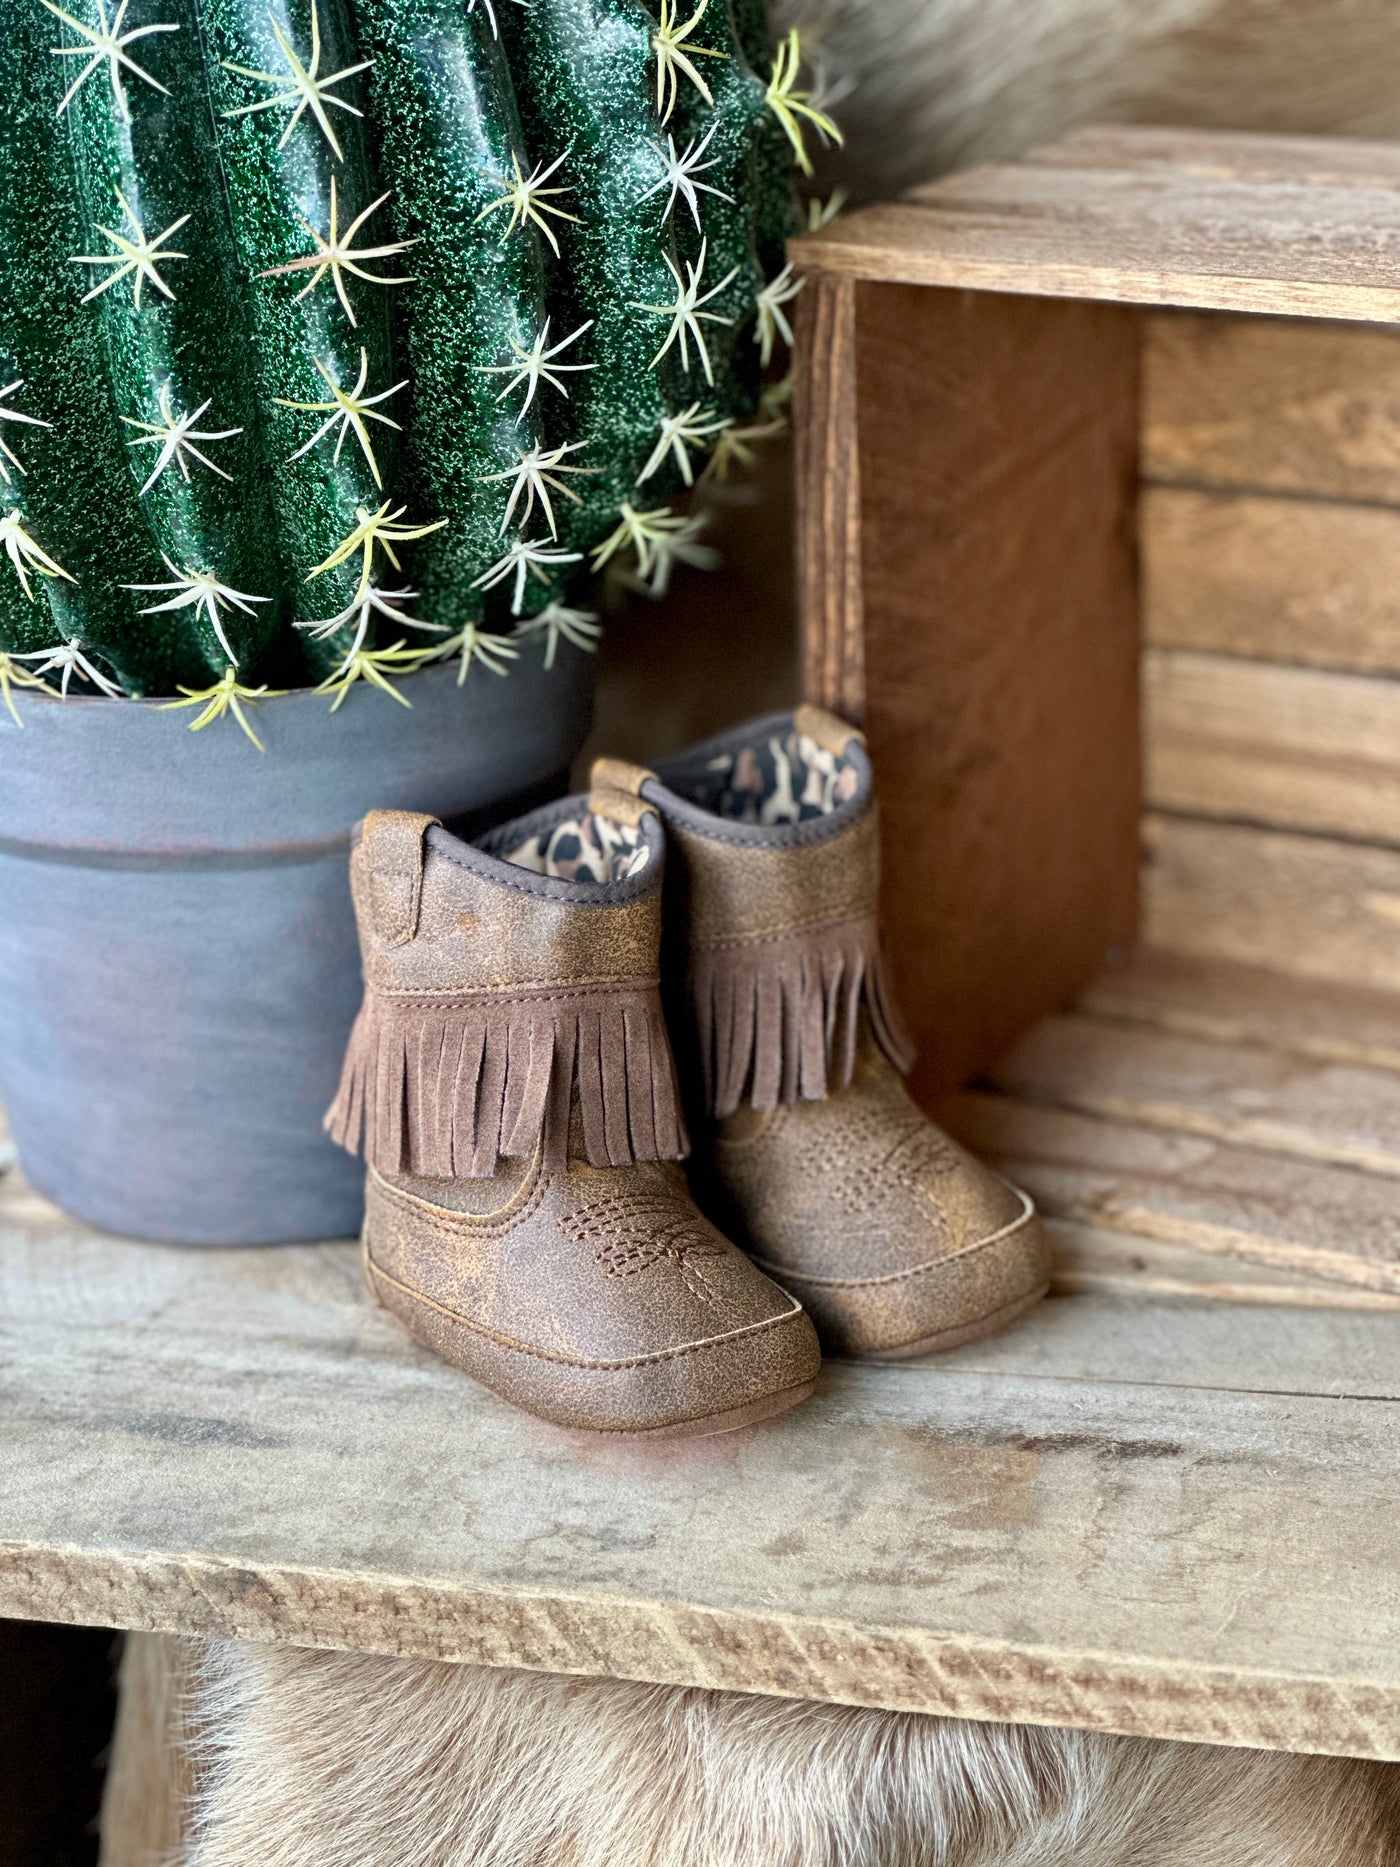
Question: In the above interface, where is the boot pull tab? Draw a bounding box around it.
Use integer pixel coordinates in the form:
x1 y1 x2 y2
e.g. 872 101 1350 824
357 810 439 948
794 704 865 758
588 756 658 831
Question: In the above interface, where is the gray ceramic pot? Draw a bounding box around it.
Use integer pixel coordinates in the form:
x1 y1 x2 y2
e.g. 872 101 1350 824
0 650 593 1244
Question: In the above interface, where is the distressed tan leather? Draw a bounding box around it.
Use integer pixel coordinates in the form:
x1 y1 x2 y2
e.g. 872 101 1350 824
329 808 686 1178
793 702 864 758
588 758 657 826
641 712 1051 1359
336 800 820 1435
700 1042 1048 1357
365 1137 820 1437
351 812 660 1000
662 805 883 947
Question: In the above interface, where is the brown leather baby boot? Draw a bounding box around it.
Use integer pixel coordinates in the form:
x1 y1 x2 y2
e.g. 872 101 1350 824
609 706 1050 1360
325 792 820 1437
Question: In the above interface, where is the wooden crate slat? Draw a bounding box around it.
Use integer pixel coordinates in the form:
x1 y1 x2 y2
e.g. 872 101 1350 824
853 283 1140 1097
953 1237 1400 1394
1049 1219 1400 1312
989 1010 1400 1178
1143 314 1400 503
1142 813 1400 993
793 173 1400 320
1143 489 1400 675
793 274 865 720
1144 647 1400 844
943 1090 1400 1294
1079 948 1400 1074
1018 124 1400 190
4 1201 1400 1758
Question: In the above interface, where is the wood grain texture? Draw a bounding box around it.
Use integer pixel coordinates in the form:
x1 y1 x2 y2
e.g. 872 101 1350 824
1141 812 1400 993
1021 124 1400 189
791 126 1400 321
4 1152 1400 1761
793 274 864 721
943 1090 1400 1296
1049 1220 1400 1313
1143 314 1400 503
992 1012 1400 1179
852 284 1141 1098
1143 488 1400 674
1144 647 1400 843
1080 947 1400 1075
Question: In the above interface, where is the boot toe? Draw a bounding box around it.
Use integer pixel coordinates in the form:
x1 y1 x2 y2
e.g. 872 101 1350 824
363 1163 822 1438
566 1299 823 1438
753 1186 1051 1360
367 1241 820 1437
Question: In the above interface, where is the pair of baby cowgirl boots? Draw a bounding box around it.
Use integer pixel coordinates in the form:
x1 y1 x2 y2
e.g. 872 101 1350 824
326 706 1050 1438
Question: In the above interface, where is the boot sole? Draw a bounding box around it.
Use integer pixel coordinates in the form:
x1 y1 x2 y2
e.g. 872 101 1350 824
861 1280 1050 1361
605 1378 817 1440
361 1237 817 1439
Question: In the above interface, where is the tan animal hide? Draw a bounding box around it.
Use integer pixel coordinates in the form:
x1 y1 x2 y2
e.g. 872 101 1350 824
100 1635 203 1867
161 1638 1400 1867
772 0 1400 198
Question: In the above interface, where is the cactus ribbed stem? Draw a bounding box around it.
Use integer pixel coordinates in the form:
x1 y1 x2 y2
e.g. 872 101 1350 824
0 0 799 705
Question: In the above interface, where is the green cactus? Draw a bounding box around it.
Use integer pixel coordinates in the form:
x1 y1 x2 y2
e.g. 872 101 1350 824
0 0 836 721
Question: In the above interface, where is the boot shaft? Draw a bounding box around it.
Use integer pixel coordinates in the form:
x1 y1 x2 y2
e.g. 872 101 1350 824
327 795 687 1180
605 706 915 1119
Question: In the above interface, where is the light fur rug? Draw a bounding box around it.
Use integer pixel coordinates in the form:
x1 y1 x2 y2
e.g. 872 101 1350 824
100 1635 203 1867
771 0 1400 198
102 1639 1391 1867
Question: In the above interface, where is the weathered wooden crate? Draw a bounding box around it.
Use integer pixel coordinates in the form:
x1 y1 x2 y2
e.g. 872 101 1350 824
8 128 1400 1777
791 125 1400 1299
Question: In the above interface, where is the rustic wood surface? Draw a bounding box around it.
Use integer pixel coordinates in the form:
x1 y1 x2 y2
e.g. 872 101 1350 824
1080 948 1400 1075
1021 123 1400 186
948 1089 1400 1295
1143 314 1400 505
990 1014 1400 1181
1049 1218 1400 1313
853 283 1141 1100
1141 813 1400 994
5 991 1400 1764
791 122 1400 1099
791 127 1400 321
1142 489 1400 676
1144 648 1400 845
793 274 864 722
946 950 1400 1298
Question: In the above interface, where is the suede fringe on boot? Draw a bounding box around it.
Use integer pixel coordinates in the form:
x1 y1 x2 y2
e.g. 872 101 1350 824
690 916 916 1120
326 982 688 1179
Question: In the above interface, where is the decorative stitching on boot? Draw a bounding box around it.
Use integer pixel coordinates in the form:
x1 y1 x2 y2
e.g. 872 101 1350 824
817 1105 961 1223
355 976 661 1005
557 1193 728 1304
367 1161 549 1237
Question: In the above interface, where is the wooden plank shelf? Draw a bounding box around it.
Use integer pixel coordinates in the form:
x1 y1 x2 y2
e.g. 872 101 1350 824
5 953 1400 1764
795 127 1400 321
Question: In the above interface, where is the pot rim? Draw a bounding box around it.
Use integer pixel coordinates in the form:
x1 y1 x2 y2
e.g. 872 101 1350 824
0 639 594 853
7 648 538 715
